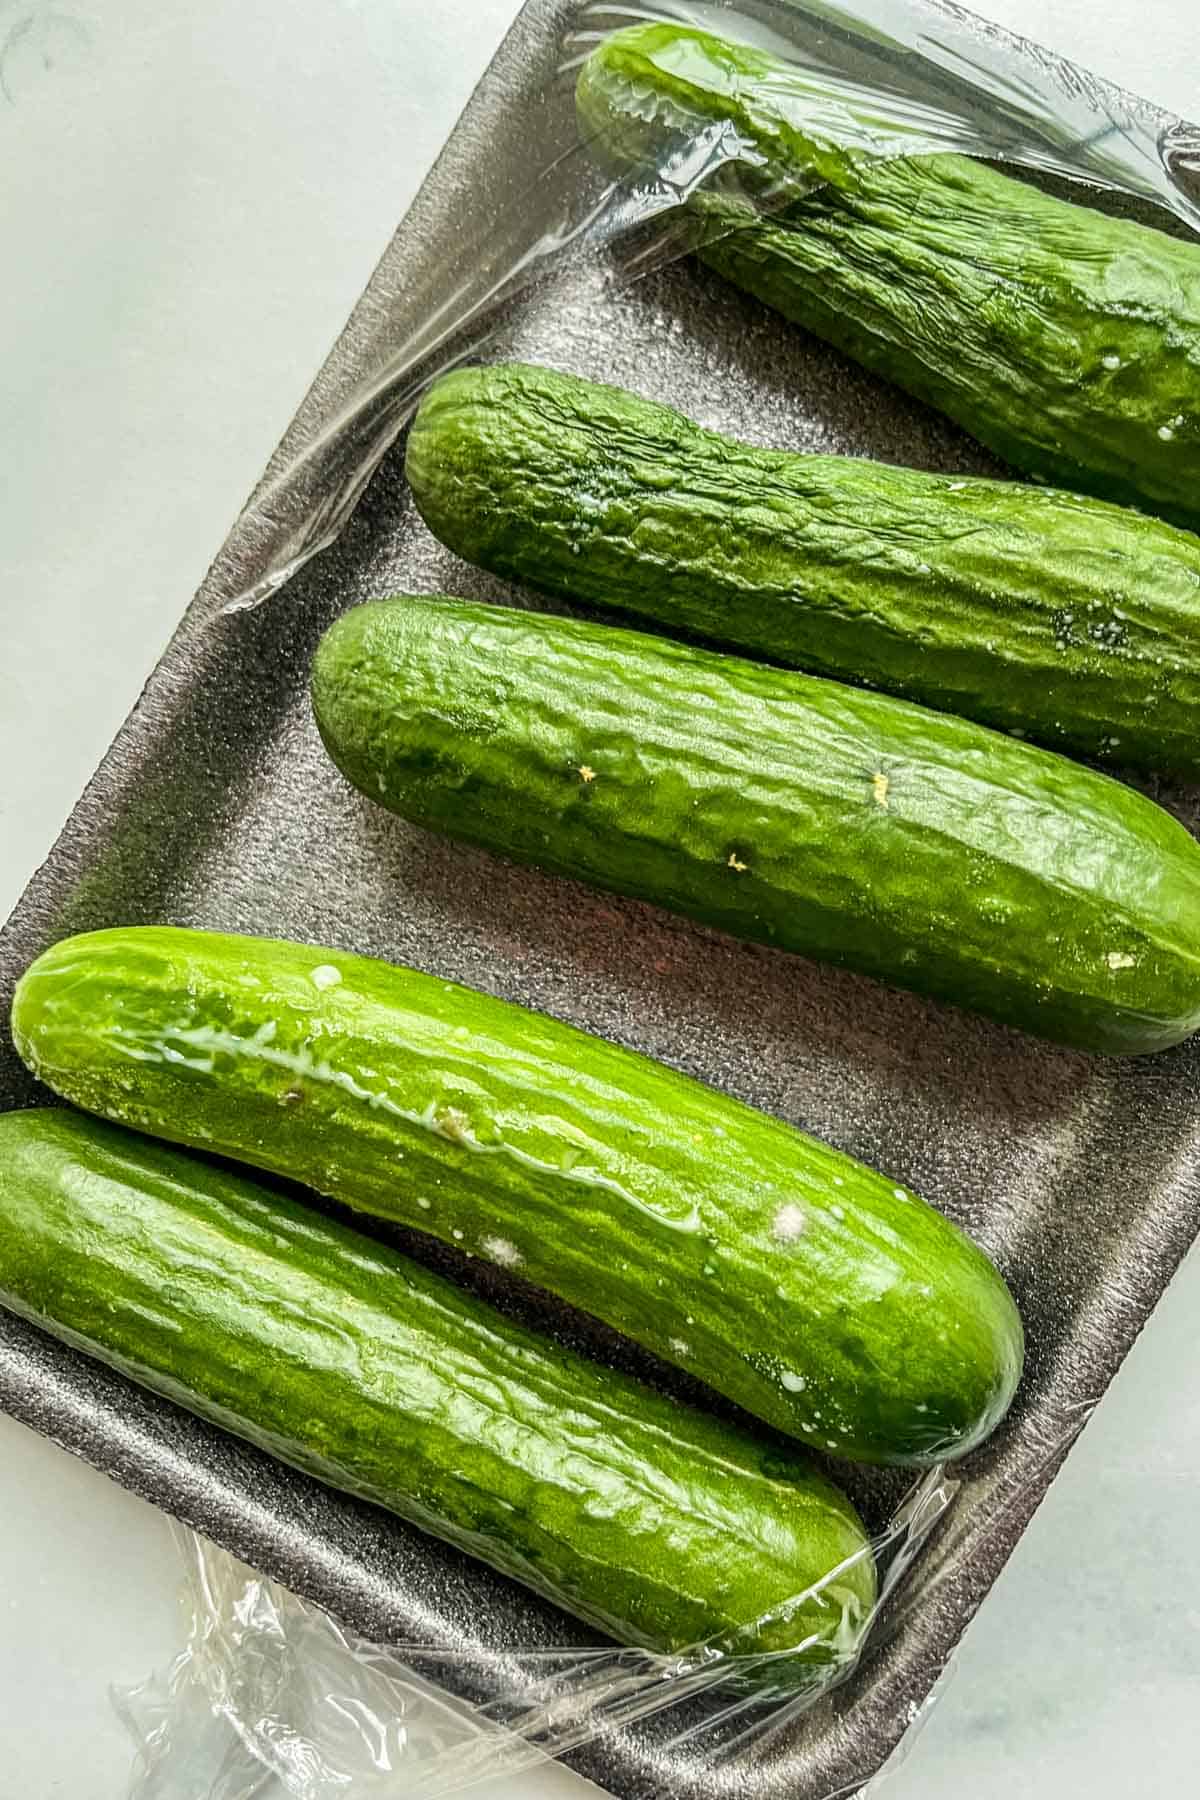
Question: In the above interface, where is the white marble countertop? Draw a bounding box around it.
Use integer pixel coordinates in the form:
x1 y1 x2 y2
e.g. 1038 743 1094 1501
2 2 1199 1793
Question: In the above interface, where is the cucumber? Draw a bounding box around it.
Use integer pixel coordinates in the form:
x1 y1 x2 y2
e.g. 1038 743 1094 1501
11 926 1024 1466
577 24 1200 530
406 362 1200 777
0 1108 877 1660
310 595 1200 1056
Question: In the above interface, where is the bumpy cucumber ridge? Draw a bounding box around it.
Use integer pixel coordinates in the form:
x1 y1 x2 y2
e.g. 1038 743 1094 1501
407 361 1200 776
311 595 1200 1056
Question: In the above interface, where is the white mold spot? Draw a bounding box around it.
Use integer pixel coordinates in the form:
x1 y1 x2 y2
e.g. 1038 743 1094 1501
772 1203 807 1242
781 1371 807 1392
481 1234 522 1268
1106 950 1136 971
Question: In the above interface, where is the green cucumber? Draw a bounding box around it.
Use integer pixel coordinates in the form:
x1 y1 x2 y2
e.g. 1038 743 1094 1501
310 595 1200 1056
406 361 1200 777
0 1108 876 1660
11 926 1024 1465
577 24 1200 530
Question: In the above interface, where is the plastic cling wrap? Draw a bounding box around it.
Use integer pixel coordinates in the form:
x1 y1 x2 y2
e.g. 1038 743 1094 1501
112 1398 1100 1799
119 1484 952 1800
215 0 1200 614
115 1398 1090 1800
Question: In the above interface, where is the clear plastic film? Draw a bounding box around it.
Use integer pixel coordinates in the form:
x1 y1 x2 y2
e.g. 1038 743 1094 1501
115 1406 1097 1798
118 1473 952 1800
218 0 1200 614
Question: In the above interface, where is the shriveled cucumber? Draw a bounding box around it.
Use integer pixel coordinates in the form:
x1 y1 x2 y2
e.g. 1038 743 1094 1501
578 23 1200 529
407 361 1200 776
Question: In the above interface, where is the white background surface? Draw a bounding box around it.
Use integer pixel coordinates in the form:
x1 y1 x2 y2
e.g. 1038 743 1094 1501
2 2 1199 1794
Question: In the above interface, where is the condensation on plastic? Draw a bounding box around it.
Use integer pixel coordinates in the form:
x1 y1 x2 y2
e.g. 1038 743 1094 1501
218 0 1200 616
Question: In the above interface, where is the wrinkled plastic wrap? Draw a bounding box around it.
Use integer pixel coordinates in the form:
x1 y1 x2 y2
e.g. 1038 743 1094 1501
223 0 1200 614
110 1417 1094 1799
117 1489 955 1800
113 1373 1087 1799
11 0 1200 1795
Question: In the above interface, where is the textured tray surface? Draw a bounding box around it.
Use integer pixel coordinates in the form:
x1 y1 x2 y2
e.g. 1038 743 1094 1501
4 5 1200 1796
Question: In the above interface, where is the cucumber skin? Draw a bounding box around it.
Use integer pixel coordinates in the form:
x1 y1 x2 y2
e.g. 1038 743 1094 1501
0 1109 876 1658
406 362 1200 778
11 927 1024 1467
310 595 1200 1056
577 24 1200 531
